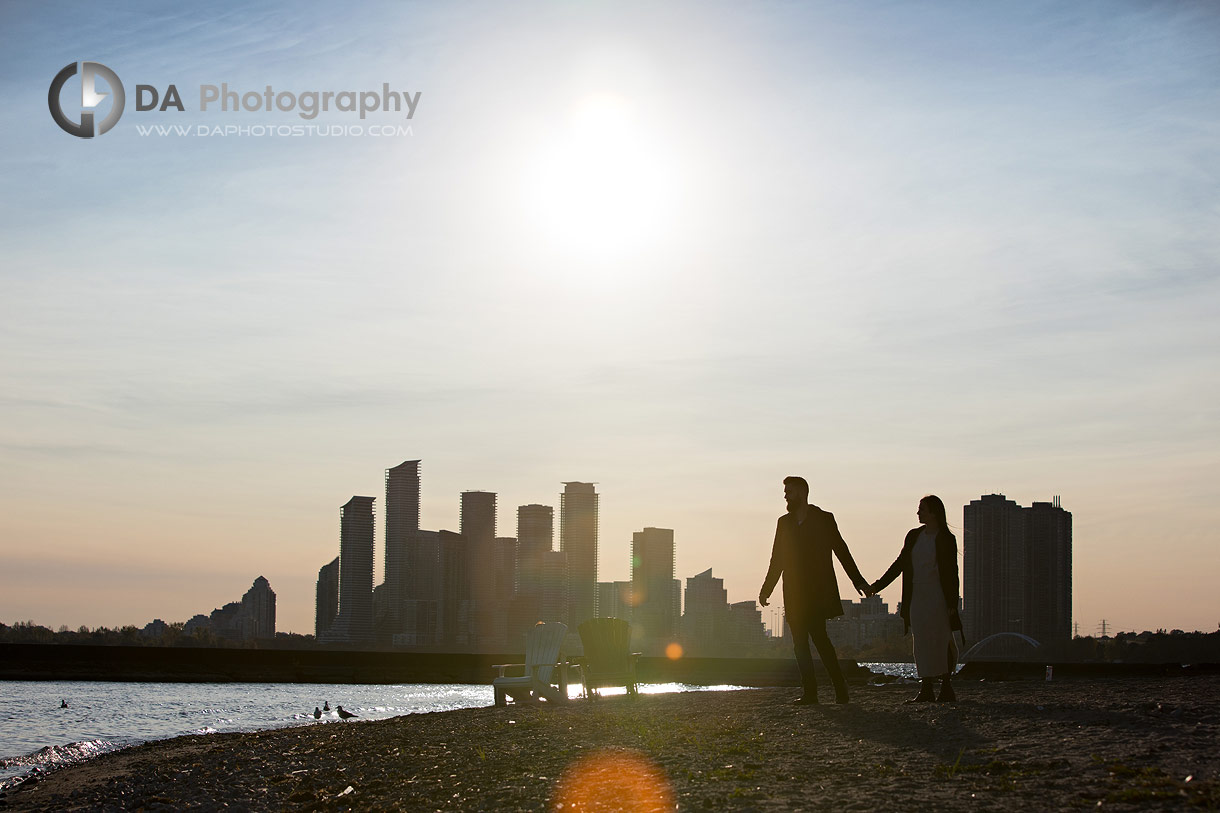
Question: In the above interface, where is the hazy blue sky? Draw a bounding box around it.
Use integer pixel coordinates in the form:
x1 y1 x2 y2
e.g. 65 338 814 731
2 1 1217 634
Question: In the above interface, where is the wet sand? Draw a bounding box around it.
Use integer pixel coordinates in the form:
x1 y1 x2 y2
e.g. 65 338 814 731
4 675 1218 811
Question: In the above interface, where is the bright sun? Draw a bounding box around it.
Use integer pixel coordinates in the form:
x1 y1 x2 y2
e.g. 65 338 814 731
523 93 678 257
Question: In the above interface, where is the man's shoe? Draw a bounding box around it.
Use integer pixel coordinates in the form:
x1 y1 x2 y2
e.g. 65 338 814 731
904 690 935 704
791 694 818 705
834 691 850 704
937 685 956 703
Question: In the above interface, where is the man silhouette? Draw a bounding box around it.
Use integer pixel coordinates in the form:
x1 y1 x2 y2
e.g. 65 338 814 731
760 476 869 704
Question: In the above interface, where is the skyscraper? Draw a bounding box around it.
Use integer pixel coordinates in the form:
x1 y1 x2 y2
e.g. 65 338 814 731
561 482 599 628
597 580 634 620
963 494 1025 643
1025 498 1073 643
538 550 568 625
963 494 1072 646
322 496 376 645
517 504 553 554
514 504 553 608
384 460 421 633
493 537 517 602
460 491 496 546
461 491 499 649
631 527 678 645
726 601 767 648
399 529 439 646
438 529 469 645
682 568 728 653
240 576 276 639
316 556 339 639
507 504 557 645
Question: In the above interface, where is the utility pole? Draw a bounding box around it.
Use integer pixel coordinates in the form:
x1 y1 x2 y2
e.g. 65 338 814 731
1097 619 1109 638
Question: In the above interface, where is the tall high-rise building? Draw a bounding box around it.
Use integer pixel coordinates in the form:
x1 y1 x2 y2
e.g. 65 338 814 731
515 504 553 608
963 494 1072 645
631 527 678 644
322 496 376 644
963 494 1025 643
507 504 555 645
184 578 278 642
1025 498 1073 643
399 529 439 646
493 537 517 603
469 535 516 650
438 530 468 645
726 601 767 648
682 568 728 653
460 491 496 545
561 482 599 628
384 460 421 632
461 491 499 650
597 581 634 620
507 548 568 647
538 550 568 624
315 557 339 638
240 576 276 639
517 504 553 556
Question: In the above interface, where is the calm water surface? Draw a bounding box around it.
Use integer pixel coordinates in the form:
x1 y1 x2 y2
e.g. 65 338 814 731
1 665 916 787
0 680 753 787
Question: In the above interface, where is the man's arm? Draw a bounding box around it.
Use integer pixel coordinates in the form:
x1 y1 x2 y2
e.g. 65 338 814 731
827 513 869 596
759 520 783 606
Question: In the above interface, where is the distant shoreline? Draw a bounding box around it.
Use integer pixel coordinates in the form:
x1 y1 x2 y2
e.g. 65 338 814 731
0 642 836 685
6 675 1219 810
4 643 1216 686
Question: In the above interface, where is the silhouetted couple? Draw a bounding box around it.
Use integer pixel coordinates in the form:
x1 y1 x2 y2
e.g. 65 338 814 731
760 477 962 705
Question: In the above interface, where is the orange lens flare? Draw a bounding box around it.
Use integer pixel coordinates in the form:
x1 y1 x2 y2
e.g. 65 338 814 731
552 750 673 812
665 642 683 660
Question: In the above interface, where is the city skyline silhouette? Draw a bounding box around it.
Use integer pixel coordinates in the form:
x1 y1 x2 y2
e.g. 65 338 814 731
89 454 1075 655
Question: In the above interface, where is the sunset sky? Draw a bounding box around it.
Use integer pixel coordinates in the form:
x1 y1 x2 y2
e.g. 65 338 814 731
2 1 1217 636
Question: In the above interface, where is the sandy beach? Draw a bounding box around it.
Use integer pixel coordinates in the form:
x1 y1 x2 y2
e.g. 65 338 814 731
4 674 1218 811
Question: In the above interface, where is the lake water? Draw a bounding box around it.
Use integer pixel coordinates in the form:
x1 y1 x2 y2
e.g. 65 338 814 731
0 680 748 787
1 663 912 788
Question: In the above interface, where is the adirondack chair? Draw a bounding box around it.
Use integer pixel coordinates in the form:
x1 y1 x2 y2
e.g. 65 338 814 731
492 621 569 706
575 617 641 699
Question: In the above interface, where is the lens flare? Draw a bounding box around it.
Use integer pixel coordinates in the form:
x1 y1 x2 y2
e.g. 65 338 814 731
665 642 683 660
552 750 673 812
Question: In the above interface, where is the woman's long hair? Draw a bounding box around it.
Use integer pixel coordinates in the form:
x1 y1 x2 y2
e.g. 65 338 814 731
919 494 958 551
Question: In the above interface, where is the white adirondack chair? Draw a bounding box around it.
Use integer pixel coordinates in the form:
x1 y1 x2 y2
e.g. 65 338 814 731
492 621 569 706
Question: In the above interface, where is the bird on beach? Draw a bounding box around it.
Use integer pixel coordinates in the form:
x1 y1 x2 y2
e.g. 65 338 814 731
60 699 68 709
323 701 330 711
336 705 358 720
313 707 322 719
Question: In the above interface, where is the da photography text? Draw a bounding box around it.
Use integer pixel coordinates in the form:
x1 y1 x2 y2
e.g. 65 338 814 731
48 61 421 139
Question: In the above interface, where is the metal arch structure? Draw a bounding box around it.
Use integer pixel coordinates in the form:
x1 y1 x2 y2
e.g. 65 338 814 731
960 632 1042 661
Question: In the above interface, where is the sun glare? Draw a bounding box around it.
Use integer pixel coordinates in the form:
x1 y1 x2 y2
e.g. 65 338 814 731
523 93 678 258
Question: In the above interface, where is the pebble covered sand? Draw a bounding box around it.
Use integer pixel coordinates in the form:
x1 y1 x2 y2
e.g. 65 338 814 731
4 675 1218 811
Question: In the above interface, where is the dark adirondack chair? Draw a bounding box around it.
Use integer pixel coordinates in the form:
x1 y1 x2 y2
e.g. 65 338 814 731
575 617 640 699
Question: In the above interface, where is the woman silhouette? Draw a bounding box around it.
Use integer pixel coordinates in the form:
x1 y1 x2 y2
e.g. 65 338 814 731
871 495 963 702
